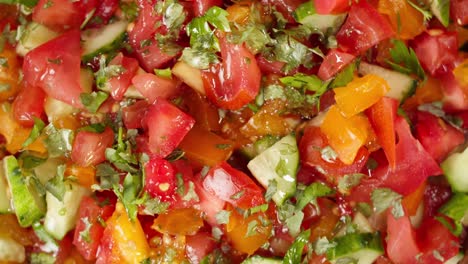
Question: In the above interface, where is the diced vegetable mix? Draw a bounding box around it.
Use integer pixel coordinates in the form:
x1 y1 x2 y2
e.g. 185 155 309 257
0 0 467 263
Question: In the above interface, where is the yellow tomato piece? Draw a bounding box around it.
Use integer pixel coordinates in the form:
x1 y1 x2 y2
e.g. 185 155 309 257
227 3 251 24
320 106 369 165
0 44 20 102
378 0 425 39
107 203 150 264
65 162 96 188
453 59 468 87
226 209 272 255
0 103 46 154
402 77 443 111
152 208 203 236
334 74 390 118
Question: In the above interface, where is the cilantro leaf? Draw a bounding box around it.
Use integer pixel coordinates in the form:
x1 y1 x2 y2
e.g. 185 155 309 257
371 188 404 218
280 73 322 92
284 210 304 237
386 39 426 80
142 195 170 215
406 0 433 22
437 193 468 236
113 172 144 221
330 61 356 88
273 34 314 73
283 229 311 264
45 165 67 201
314 237 337 255
215 210 231 225
22 117 45 148
94 163 120 190
30 253 56 264
19 152 47 170
43 124 74 158
338 173 365 194
295 182 334 211
79 217 92 243
80 91 109 113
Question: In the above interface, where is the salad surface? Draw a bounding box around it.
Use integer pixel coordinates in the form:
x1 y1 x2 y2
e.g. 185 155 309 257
0 0 468 263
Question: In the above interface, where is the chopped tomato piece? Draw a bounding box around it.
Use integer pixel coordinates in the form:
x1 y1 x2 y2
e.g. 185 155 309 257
450 0 468 26
144 99 195 157
107 53 139 101
194 0 223 17
0 43 20 102
314 0 350 14
333 74 390 118
336 0 394 54
122 100 149 129
132 73 179 103
151 208 203 235
365 97 398 168
32 0 96 31
23 30 85 108
317 49 355 81
202 162 266 209
402 77 444 111
12 83 46 127
144 157 177 202
185 232 218 264
71 127 115 167
386 211 420 264
440 71 468 112
378 0 425 39
202 34 261 110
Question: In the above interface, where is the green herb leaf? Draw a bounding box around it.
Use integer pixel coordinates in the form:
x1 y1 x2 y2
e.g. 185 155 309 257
371 188 404 218
330 62 356 88
283 229 311 264
79 217 92 243
437 193 468 236
314 237 337 255
182 181 199 202
293 1 316 22
80 91 109 113
280 73 322 92
142 195 170 215
45 165 67 201
295 182 334 211
215 210 231 225
30 253 56 264
22 117 45 148
154 68 172 79
273 34 314 73
43 124 74 158
94 163 120 190
406 0 433 22
386 39 426 80
19 152 47 170
338 173 365 194
95 56 125 90
285 210 304 237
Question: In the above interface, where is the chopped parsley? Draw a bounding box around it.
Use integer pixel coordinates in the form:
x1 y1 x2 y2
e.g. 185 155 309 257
371 188 404 218
386 39 426 80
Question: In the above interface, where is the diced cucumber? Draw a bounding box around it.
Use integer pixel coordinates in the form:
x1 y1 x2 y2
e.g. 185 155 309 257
81 20 128 62
0 161 12 214
441 147 468 192
326 232 384 264
241 135 281 159
242 255 282 264
430 0 450 27
293 1 346 33
247 134 299 205
44 182 90 240
33 158 64 184
444 253 464 264
3 156 46 227
0 235 26 263
358 62 417 102
16 22 59 57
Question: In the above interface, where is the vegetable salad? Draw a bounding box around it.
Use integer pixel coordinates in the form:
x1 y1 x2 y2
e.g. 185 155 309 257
0 0 467 263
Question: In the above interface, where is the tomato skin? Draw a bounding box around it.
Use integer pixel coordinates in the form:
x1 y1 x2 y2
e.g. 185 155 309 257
32 0 96 31
71 127 115 167
365 97 398 168
411 30 460 77
73 196 114 261
122 100 149 129
440 72 468 112
144 99 195 157
202 34 261 110
263 0 305 23
132 73 179 103
23 30 84 108
256 56 288 76
414 111 465 162
299 125 369 178
107 54 139 101
193 179 226 226
377 0 425 40
386 211 420 264
202 162 266 209
193 0 223 17
185 232 217 263
317 49 355 81
144 157 177 202
417 218 459 263
450 0 468 26
85 0 118 28
12 84 46 127
314 0 350 14
335 0 394 54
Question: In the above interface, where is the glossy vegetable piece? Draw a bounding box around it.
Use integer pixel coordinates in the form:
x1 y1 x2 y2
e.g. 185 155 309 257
333 74 390 118
71 127 115 167
440 71 468 112
453 58 468 87
450 0 468 26
182 88 221 132
73 196 114 261
106 54 139 101
314 0 349 14
386 211 420 264
414 111 465 162
202 162 266 209
132 73 179 103
365 97 398 168
335 0 394 54
194 0 223 17
179 125 234 167
320 106 370 165
299 125 369 178
65 162 97 188
185 231 218 264
122 100 149 129
401 180 426 216
144 157 177 202
144 98 195 157
12 83 46 127
402 77 443 111
96 202 150 264
0 43 20 102
317 49 355 81
411 29 459 77
23 30 85 108
32 0 96 31
202 34 261 110
377 0 425 40
151 208 203 235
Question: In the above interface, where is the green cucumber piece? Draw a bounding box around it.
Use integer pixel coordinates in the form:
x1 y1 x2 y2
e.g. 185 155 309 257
247 134 299 205
0 235 26 263
358 62 417 102
242 255 282 264
81 20 128 62
430 0 450 27
16 22 59 57
0 160 13 213
241 135 281 159
44 182 90 240
326 232 384 264
441 147 468 192
3 156 46 227
293 1 346 33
